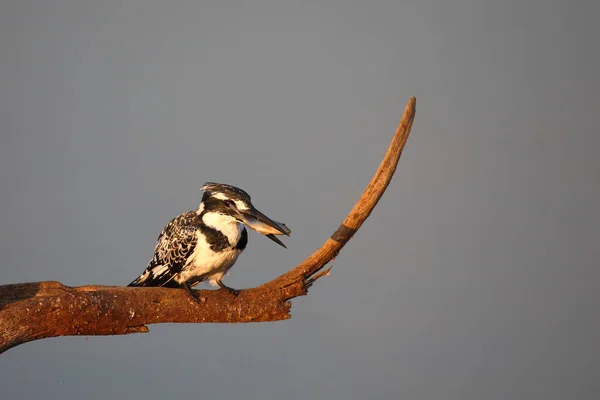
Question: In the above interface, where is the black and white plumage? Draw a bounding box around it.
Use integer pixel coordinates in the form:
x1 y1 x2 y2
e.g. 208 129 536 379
128 182 290 302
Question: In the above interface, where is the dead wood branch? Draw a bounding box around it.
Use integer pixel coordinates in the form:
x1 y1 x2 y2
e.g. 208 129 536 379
0 97 416 354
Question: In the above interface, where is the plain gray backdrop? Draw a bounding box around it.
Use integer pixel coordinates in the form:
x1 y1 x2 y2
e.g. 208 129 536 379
1 1 599 399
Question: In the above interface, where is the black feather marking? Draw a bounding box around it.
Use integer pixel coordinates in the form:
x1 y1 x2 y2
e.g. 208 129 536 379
198 223 231 252
236 227 248 251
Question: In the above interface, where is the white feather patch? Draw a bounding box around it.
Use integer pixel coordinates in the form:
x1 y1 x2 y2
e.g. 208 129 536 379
201 212 243 244
176 231 242 285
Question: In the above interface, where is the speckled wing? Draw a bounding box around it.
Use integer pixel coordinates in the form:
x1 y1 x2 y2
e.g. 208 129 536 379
128 211 199 288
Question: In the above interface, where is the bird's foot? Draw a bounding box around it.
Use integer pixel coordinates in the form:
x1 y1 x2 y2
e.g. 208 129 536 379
216 280 240 297
223 287 240 297
182 281 202 304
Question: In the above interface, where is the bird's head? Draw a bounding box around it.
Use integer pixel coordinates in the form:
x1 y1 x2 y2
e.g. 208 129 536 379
199 182 291 248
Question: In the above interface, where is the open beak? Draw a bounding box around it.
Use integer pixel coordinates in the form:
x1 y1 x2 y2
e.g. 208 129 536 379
238 207 291 248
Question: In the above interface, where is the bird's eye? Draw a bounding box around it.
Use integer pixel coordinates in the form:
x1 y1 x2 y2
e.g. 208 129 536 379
225 200 235 207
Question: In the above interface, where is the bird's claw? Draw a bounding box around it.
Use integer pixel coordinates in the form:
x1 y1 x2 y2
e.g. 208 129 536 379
182 282 202 303
223 287 240 297
216 280 240 297
188 292 202 303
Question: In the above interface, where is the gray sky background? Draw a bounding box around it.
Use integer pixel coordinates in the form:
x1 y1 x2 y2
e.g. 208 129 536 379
1 1 599 399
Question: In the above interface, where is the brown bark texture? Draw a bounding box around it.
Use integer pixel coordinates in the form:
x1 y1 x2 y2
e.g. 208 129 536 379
0 97 416 354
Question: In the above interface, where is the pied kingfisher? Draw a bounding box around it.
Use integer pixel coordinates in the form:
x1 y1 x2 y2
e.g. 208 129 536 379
128 182 291 302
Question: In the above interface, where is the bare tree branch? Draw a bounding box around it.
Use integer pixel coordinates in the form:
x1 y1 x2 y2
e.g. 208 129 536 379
0 97 416 354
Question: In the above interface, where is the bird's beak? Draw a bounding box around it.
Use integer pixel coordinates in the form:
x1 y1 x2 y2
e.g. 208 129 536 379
239 207 291 248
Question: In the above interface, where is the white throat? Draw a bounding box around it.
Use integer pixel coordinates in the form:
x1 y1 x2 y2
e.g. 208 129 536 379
201 211 243 244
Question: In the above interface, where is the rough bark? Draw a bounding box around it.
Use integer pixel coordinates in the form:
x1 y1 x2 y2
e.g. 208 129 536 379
0 97 416 354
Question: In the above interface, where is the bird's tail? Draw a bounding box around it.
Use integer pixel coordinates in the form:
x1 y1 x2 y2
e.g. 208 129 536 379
127 272 181 288
127 269 154 286
127 277 145 287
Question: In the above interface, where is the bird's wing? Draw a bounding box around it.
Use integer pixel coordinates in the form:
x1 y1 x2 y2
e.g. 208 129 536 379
128 211 199 287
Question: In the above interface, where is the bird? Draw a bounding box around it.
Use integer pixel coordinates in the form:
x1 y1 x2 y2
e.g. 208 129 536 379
128 182 291 302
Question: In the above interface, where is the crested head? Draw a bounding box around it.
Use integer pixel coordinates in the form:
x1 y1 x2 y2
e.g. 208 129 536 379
198 182 253 224
200 182 252 209
198 182 290 247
